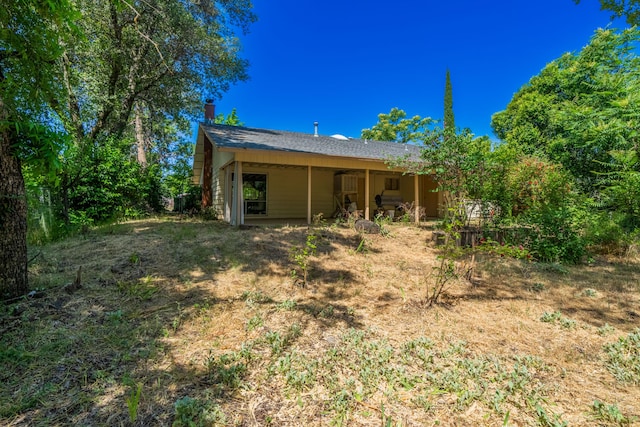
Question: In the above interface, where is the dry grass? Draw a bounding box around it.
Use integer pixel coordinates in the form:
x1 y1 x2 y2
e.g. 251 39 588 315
1 216 639 426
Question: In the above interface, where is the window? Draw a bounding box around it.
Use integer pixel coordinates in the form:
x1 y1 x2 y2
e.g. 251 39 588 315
243 173 267 215
384 177 400 191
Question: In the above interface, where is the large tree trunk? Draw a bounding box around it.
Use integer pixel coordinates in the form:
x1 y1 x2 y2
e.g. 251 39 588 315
134 102 148 167
0 102 29 299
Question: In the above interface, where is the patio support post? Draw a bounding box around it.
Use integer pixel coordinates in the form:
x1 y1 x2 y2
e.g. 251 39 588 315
414 174 420 224
224 166 232 222
365 169 370 220
234 161 243 226
307 165 312 225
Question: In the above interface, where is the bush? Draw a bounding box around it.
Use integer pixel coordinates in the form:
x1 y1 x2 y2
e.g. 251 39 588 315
174 185 202 213
498 156 586 263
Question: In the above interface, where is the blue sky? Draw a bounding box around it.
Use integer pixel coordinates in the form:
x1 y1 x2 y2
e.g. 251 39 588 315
212 0 625 141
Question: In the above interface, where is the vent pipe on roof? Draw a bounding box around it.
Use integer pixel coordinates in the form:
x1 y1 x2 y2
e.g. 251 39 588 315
314 121 319 137
204 99 215 125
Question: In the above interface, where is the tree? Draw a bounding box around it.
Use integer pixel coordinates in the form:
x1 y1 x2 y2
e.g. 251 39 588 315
361 107 434 143
444 70 455 136
575 0 640 25
51 0 256 221
491 27 640 191
215 108 245 126
0 0 78 298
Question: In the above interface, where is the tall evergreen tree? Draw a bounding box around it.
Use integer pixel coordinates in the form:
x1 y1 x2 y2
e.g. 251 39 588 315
444 70 455 136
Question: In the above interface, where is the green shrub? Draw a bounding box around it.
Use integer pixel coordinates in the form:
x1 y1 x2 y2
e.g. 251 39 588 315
497 157 586 263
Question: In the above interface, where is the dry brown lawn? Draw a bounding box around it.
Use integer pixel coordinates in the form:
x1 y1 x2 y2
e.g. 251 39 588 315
1 217 639 426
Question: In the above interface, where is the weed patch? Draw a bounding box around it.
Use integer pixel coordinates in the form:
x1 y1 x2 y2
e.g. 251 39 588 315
603 329 640 385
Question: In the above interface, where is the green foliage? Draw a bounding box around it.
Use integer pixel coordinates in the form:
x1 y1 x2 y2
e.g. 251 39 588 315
603 328 640 384
290 232 317 286
64 140 165 222
1 0 80 297
540 311 576 329
590 399 635 425
245 313 264 331
422 129 491 219
173 396 226 427
444 70 455 134
492 27 640 192
428 215 475 306
575 0 640 26
126 382 142 423
361 107 435 143
498 157 586 263
215 108 244 126
598 149 640 230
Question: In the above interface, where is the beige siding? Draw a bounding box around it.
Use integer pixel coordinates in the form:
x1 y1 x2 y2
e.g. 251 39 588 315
311 169 335 218
421 175 440 217
241 166 307 219
399 175 414 204
210 146 234 218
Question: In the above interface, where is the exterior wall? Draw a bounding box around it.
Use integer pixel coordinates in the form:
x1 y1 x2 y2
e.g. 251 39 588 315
311 169 335 219
244 166 336 220
202 141 443 222
242 165 308 219
210 145 234 218
421 175 440 217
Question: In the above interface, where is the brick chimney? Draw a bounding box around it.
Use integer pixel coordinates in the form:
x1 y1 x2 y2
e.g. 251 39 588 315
204 99 215 125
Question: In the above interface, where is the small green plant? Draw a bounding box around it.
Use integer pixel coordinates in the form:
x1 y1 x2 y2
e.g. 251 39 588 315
427 213 475 306
106 309 123 322
319 305 335 318
200 206 219 221
560 317 576 329
240 290 272 306
540 311 562 324
603 328 640 384
590 400 635 425
533 401 568 427
128 252 140 264
277 299 296 311
582 288 597 297
172 302 184 332
290 232 317 286
265 331 284 355
204 351 248 390
126 382 142 423
540 311 576 329
245 313 263 331
312 212 326 226
117 277 158 301
173 396 226 426
597 323 615 336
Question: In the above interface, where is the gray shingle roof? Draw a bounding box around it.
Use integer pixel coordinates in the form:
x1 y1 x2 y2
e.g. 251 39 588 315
202 123 421 161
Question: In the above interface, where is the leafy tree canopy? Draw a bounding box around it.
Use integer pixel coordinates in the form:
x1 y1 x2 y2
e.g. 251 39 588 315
58 0 256 144
1 0 80 297
575 0 640 25
361 107 434 143
491 27 640 190
216 108 244 126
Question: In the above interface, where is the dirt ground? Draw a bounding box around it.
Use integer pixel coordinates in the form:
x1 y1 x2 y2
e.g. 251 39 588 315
2 217 639 426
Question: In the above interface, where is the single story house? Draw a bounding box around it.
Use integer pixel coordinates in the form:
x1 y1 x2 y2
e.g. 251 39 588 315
192 106 443 225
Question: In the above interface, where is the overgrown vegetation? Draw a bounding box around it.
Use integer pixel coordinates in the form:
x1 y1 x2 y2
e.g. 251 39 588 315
1 219 638 425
